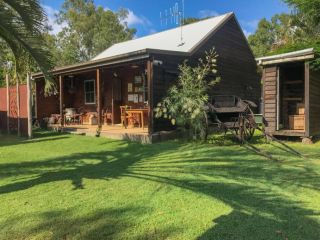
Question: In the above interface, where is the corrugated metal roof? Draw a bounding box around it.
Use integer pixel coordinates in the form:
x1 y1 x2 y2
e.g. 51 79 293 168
92 12 234 61
256 48 314 65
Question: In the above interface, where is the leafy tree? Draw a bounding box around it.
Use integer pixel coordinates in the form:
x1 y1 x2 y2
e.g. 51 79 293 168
283 0 320 24
0 0 54 92
248 0 320 69
183 17 209 25
248 14 294 57
183 17 201 25
55 0 136 65
154 49 220 140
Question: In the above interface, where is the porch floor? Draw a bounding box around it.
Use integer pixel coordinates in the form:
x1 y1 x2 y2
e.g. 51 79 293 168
274 129 305 137
49 124 150 143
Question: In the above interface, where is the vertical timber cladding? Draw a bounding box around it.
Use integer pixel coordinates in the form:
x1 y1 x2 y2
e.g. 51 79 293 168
193 16 261 106
309 68 320 136
151 54 187 132
263 66 277 134
0 85 28 135
35 78 60 119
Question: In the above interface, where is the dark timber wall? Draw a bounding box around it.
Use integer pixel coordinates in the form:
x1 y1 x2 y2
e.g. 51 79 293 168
262 66 277 134
309 69 320 136
151 54 186 132
194 16 260 105
150 15 260 133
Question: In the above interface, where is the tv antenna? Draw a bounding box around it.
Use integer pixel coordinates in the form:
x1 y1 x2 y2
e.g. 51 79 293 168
160 0 185 46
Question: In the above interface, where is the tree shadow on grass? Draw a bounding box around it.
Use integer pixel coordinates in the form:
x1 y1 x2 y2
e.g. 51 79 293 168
2 206 179 240
1 139 320 239
0 141 180 193
124 171 320 240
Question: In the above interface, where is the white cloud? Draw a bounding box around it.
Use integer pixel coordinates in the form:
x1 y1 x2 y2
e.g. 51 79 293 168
241 19 259 29
42 4 67 35
243 29 252 38
198 9 219 18
123 9 152 27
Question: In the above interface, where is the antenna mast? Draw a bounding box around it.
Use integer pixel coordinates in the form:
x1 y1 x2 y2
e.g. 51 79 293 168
180 0 185 45
160 0 185 46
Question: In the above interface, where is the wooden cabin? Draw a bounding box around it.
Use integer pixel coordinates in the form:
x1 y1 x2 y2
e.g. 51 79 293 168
33 12 259 143
257 48 320 141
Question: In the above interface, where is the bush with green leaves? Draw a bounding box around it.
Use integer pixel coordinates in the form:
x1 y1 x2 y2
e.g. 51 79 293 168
154 48 220 140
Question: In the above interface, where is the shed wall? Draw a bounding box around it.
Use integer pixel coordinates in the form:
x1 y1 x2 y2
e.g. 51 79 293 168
309 69 320 136
262 66 277 134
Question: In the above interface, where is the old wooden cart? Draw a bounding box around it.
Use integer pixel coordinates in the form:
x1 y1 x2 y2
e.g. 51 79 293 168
208 95 257 142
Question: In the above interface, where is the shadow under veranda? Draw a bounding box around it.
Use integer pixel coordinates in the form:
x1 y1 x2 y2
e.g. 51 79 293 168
0 130 70 148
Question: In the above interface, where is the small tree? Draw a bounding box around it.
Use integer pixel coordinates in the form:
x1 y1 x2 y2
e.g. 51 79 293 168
154 48 220 140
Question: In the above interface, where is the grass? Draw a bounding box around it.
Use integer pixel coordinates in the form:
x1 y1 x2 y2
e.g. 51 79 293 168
0 131 320 240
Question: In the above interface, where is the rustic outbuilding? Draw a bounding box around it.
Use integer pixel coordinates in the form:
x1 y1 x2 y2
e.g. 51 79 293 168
33 12 259 143
257 48 320 141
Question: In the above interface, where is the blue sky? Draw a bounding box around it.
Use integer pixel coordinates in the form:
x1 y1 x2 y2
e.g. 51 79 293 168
41 0 290 37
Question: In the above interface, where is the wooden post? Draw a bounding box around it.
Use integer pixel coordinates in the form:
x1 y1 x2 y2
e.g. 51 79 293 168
147 59 153 135
59 75 64 126
111 78 114 125
27 73 33 138
96 69 102 127
304 62 310 137
16 78 21 137
5 74 10 134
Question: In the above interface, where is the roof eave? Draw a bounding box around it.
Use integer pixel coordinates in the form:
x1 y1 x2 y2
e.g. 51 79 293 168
256 48 315 66
32 49 150 79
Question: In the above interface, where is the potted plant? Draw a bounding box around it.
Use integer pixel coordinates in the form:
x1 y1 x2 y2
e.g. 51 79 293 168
96 126 102 137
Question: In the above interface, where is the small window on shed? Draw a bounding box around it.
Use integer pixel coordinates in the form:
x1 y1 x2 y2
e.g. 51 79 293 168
84 79 96 104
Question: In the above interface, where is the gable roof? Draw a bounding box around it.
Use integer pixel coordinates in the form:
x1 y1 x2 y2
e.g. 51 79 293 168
92 12 234 61
33 12 236 78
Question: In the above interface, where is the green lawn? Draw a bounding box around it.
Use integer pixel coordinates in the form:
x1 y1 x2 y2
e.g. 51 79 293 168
0 131 320 240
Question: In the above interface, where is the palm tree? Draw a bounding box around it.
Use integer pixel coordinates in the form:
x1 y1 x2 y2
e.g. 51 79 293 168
0 0 55 93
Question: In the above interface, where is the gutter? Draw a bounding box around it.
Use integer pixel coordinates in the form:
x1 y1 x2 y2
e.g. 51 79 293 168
32 49 150 79
32 48 192 79
256 48 314 66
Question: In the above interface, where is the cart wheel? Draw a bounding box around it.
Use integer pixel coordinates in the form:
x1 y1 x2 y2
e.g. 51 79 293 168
242 107 256 141
243 117 255 140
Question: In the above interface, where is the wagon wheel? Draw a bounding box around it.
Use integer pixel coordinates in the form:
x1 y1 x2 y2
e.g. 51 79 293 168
241 107 256 141
235 108 256 142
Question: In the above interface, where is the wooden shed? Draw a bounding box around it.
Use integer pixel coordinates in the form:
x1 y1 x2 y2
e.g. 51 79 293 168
33 12 259 142
257 48 320 140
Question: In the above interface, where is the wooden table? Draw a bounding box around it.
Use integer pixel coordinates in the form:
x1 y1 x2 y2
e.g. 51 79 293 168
126 109 148 129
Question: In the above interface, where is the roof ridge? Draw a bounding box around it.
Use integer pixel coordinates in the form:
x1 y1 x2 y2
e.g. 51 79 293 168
114 12 233 46
92 12 234 60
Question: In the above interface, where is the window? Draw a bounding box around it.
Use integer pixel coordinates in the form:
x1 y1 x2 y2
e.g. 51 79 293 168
84 80 96 104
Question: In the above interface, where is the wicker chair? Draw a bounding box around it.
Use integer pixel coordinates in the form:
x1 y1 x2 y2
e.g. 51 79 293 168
103 108 112 125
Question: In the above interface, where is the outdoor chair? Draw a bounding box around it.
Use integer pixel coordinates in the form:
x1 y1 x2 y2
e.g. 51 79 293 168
103 108 112 125
120 106 132 128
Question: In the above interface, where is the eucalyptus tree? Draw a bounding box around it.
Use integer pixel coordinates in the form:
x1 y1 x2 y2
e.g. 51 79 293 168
55 0 136 65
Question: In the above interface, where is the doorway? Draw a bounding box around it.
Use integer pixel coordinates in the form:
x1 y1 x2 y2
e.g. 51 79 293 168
278 62 305 131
